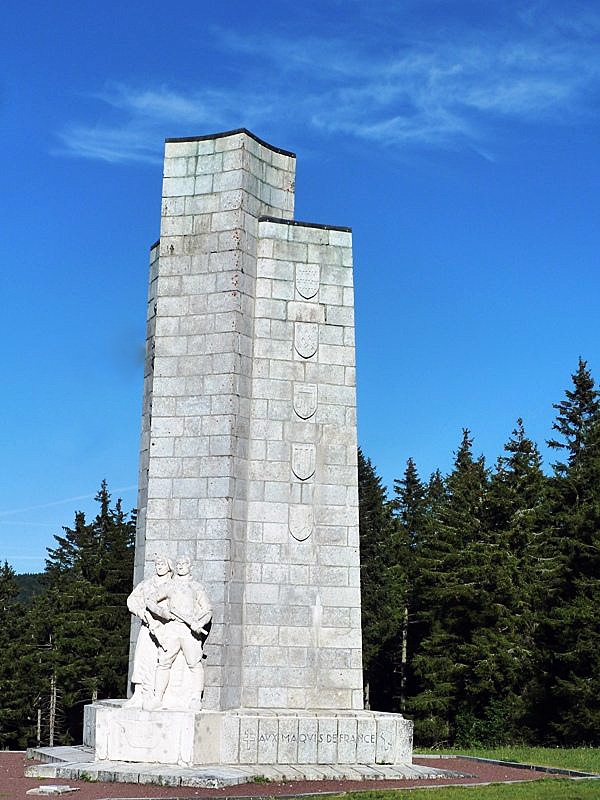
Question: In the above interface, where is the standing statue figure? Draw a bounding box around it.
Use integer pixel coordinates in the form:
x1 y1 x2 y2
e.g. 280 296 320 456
146 554 212 711
125 553 173 708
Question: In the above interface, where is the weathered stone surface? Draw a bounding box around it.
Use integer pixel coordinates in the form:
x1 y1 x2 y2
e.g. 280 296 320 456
26 744 463 785
95 705 196 765
87 704 413 767
128 130 362 714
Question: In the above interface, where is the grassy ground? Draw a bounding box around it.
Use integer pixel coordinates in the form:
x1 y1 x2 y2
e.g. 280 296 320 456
342 780 600 799
415 747 600 773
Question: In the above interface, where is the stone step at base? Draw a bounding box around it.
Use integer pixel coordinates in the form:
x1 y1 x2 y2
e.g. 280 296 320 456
27 746 94 765
25 748 465 787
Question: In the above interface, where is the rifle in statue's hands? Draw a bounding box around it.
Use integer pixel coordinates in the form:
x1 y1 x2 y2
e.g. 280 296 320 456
168 606 210 636
146 600 173 622
147 620 169 650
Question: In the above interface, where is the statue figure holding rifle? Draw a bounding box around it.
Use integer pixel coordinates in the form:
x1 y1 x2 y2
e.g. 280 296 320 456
125 553 174 708
126 553 212 711
146 554 212 711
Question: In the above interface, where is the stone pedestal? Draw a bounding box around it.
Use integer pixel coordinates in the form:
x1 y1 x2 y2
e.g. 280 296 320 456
86 701 413 767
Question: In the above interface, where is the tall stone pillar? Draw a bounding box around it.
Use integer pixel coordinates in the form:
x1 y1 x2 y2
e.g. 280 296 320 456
89 129 412 769
132 130 297 710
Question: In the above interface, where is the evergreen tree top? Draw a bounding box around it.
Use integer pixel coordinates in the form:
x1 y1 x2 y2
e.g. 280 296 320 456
548 357 600 475
393 458 426 545
0 561 19 609
492 418 545 506
45 483 135 589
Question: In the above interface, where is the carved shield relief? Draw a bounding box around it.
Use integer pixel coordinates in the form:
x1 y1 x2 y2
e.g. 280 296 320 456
289 505 314 541
294 322 318 359
293 383 317 420
296 264 320 299
291 443 316 481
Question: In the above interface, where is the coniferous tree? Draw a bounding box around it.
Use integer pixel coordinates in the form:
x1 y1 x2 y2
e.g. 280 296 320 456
369 361 600 746
0 561 33 747
547 357 600 476
486 420 549 743
542 360 600 743
551 416 600 743
0 561 20 608
410 430 491 744
391 458 426 712
32 483 135 743
406 468 449 744
358 448 399 709
408 469 446 685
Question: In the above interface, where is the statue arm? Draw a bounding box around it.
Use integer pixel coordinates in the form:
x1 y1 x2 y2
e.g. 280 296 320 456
192 586 213 631
146 599 173 622
127 582 147 619
144 582 173 622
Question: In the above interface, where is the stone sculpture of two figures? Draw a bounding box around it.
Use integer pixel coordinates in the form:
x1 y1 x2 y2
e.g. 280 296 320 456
126 554 212 711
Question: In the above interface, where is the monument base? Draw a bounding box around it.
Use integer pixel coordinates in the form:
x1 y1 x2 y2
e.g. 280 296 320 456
27 745 467 787
84 700 413 768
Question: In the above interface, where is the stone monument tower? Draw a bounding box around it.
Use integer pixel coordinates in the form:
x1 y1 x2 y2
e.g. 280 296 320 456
87 129 413 769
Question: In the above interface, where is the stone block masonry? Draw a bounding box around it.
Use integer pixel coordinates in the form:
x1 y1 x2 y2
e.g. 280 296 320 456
90 704 412 766
131 130 298 711
101 129 415 770
244 218 361 711
130 129 362 714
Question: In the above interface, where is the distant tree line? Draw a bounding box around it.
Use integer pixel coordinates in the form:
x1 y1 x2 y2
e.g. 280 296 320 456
1 359 599 748
14 573 44 604
360 357 600 747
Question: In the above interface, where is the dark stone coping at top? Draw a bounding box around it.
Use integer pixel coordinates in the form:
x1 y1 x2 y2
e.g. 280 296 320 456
165 129 296 158
259 216 352 233
149 215 351 251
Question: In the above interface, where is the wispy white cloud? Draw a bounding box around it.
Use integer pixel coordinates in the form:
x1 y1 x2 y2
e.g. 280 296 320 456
0 485 137 517
213 29 367 80
58 84 278 163
56 124 162 165
94 84 273 126
57 6 600 163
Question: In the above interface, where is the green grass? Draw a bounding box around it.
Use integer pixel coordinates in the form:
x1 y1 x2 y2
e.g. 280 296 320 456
414 747 600 773
338 780 600 799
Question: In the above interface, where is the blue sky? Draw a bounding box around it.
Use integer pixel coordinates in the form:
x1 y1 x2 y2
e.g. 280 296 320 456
2 0 600 573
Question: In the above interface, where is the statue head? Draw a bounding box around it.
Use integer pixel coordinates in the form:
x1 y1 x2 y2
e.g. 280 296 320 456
153 553 173 577
175 554 192 576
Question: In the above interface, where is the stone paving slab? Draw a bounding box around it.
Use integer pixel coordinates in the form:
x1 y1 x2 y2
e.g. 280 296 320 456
27 748 94 765
26 757 462 788
25 744 465 787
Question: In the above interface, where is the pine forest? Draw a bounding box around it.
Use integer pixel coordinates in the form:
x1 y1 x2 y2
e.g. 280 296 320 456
1 359 600 749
